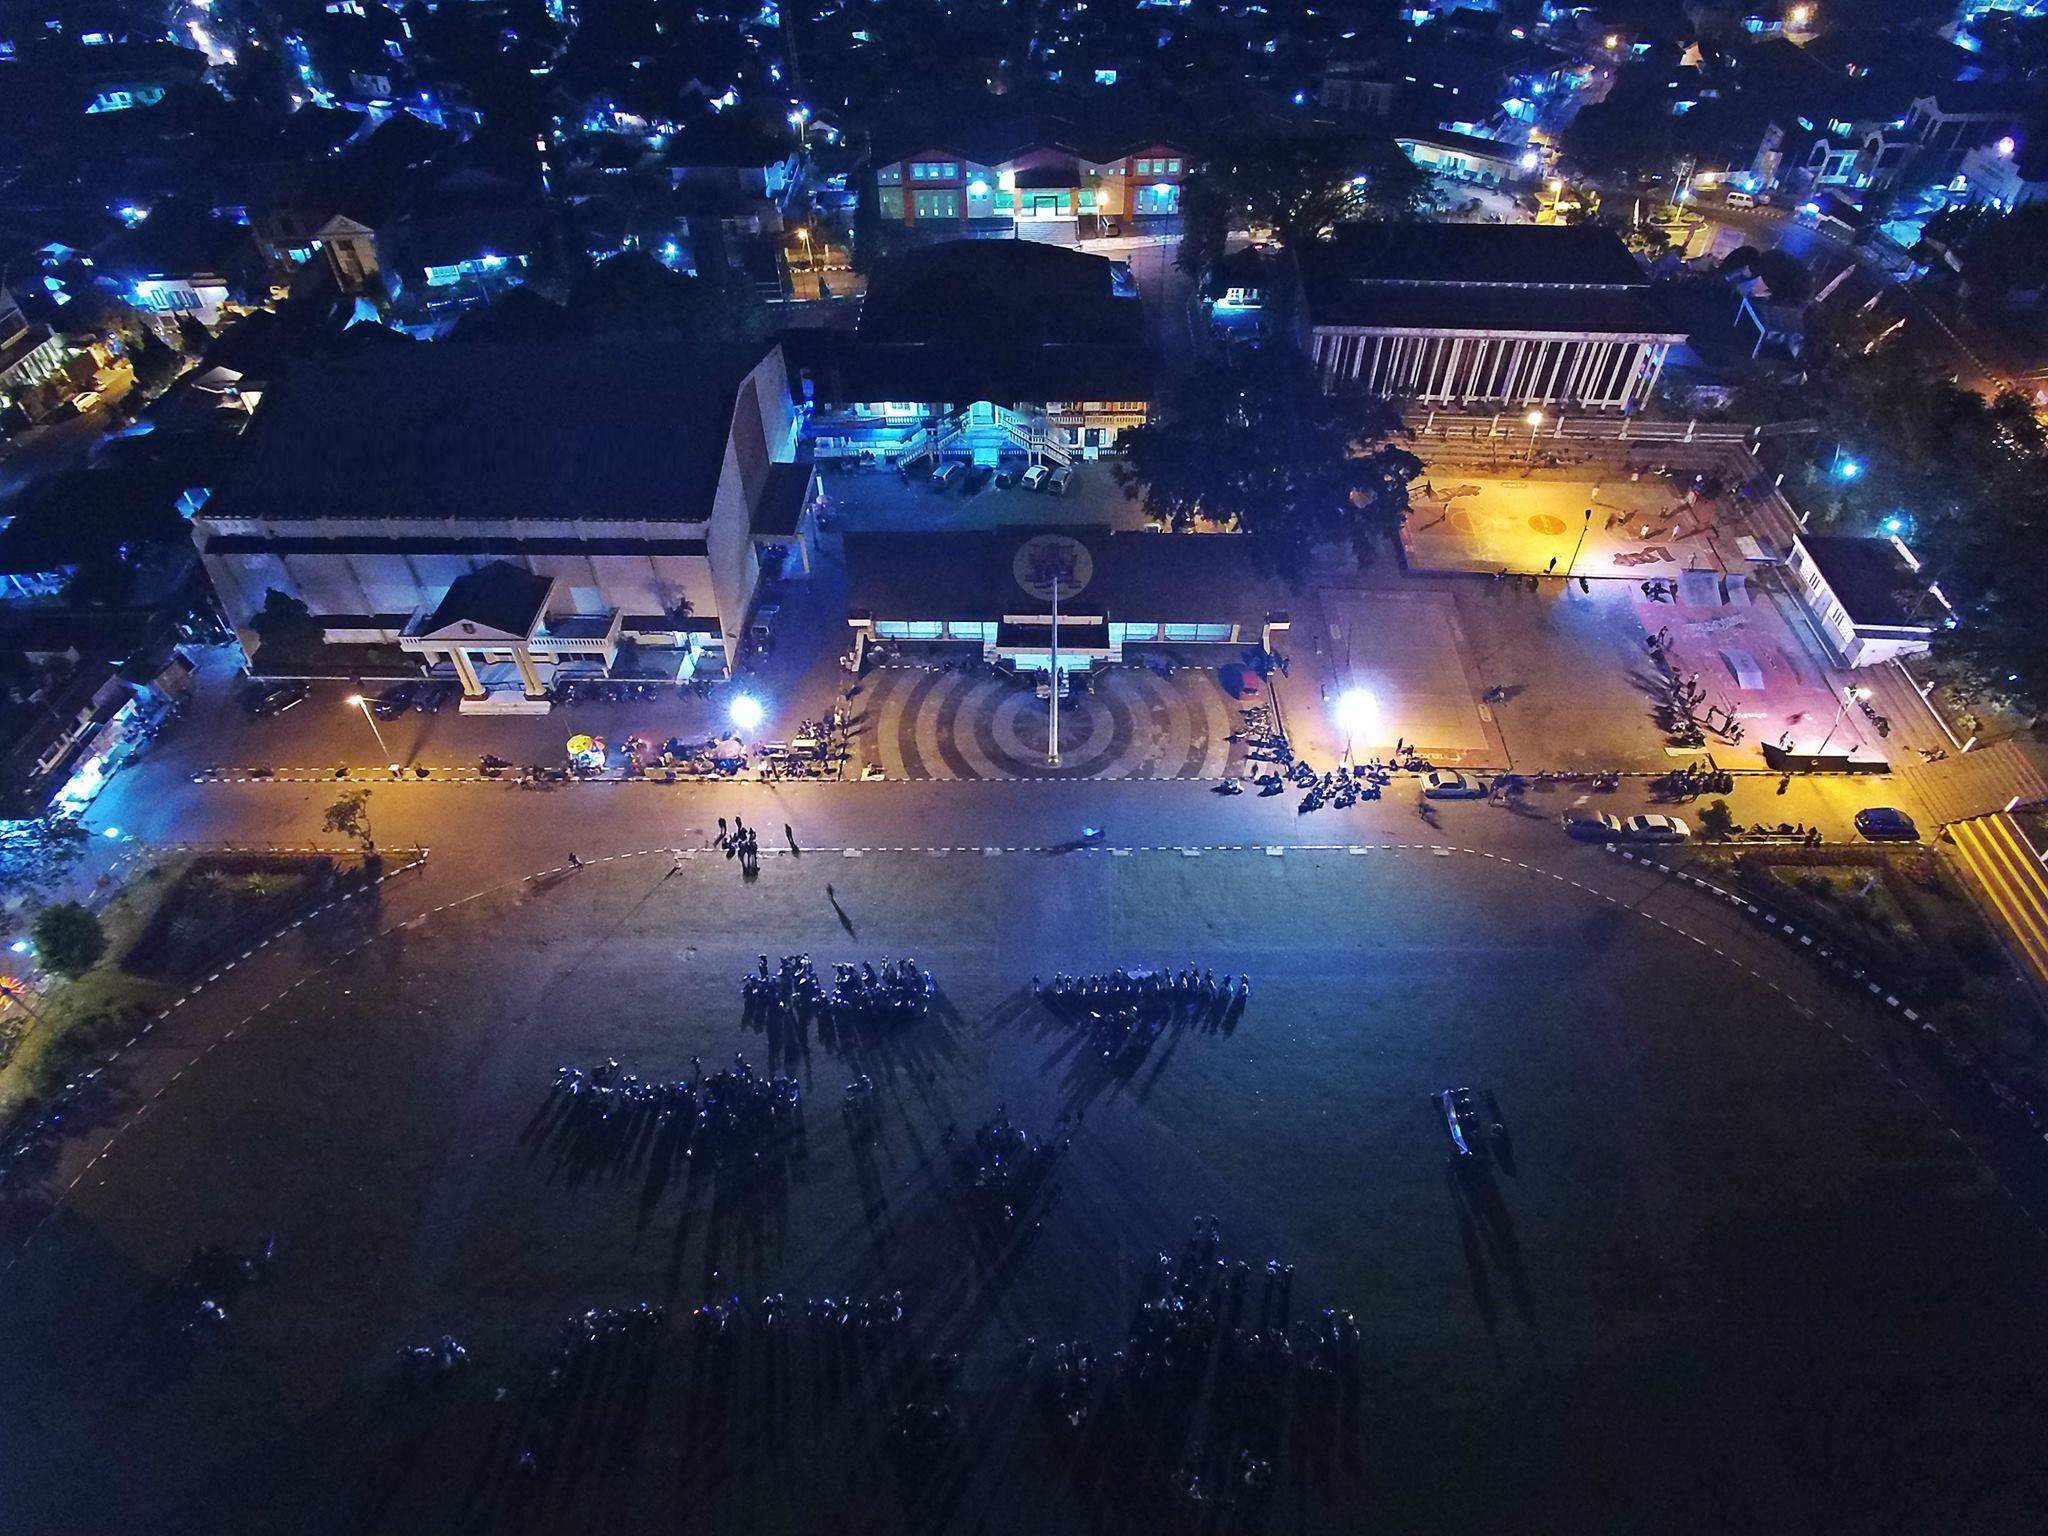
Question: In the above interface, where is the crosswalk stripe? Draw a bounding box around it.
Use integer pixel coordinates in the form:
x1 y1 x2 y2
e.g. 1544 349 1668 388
1950 815 2048 987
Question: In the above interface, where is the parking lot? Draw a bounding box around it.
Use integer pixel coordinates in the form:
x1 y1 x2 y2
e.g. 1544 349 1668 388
816 457 1148 535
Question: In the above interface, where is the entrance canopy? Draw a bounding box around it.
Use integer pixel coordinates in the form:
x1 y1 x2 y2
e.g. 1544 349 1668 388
845 525 1282 663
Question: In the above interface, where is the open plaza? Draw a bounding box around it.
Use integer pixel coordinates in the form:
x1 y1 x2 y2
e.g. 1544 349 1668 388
7 839 2048 1536
9 198 2048 1536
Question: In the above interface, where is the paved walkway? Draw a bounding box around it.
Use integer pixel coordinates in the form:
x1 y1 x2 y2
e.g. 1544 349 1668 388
1900 740 2048 827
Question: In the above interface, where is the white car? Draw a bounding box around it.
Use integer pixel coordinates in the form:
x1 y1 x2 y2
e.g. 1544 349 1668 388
1621 814 1691 843
1421 769 1487 799
1021 464 1051 492
1563 811 1624 842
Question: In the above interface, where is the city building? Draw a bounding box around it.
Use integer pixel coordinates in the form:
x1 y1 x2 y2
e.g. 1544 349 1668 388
871 131 1193 231
1297 224 1686 412
1787 533 1941 667
794 240 1155 469
191 339 813 706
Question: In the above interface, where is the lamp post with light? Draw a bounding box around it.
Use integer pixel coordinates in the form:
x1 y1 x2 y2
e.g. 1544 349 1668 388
1525 409 1544 464
1334 687 1378 766
344 694 400 773
1816 684 1870 756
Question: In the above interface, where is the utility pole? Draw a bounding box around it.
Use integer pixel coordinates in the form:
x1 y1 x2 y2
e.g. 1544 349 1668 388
1047 575 1061 766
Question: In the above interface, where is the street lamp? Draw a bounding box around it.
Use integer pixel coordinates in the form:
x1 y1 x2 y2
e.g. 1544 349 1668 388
729 693 765 736
1565 506 1593 580
1815 685 1870 756
344 693 400 773
794 224 814 273
1334 687 1378 764
1525 408 1544 463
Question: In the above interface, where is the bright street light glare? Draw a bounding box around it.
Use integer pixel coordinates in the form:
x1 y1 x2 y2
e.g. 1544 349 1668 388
1333 688 1378 740
729 693 765 732
346 694 365 707
1525 409 1544 427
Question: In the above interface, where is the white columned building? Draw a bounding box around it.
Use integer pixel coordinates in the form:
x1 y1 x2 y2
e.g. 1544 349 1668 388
1298 224 1687 414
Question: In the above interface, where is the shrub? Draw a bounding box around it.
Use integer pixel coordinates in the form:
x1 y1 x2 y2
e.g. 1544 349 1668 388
33 902 106 978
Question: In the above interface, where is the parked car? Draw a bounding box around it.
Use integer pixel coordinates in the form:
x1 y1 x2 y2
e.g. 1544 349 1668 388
1021 464 1051 492
961 464 994 494
930 461 964 491
1723 189 1757 210
1422 769 1487 799
1854 806 1919 841
372 682 447 718
241 681 308 718
1563 810 1625 842
1046 465 1073 496
1620 813 1691 843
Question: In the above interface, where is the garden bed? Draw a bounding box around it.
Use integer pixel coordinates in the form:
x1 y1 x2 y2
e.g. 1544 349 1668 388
121 852 365 982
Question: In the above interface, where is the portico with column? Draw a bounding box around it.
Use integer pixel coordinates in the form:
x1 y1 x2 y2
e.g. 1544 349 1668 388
1308 326 1678 413
397 563 624 715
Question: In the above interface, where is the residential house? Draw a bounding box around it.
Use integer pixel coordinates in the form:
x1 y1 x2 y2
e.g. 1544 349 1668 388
664 115 802 214
1393 124 1535 186
1954 127 2048 210
0 286 74 423
95 198 259 327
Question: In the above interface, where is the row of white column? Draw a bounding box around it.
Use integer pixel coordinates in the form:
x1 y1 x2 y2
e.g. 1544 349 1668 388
1311 329 1672 413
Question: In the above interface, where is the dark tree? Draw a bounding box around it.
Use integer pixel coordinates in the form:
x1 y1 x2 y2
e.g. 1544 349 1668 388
1115 349 1422 580
567 252 766 343
130 330 180 394
1189 125 1429 251
250 589 317 646
33 902 106 978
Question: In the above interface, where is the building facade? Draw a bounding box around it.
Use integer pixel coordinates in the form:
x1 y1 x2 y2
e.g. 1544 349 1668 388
192 340 809 706
1298 224 1685 413
873 138 1191 228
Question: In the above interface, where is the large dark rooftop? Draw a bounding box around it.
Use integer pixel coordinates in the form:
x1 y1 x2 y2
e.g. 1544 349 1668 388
202 339 774 526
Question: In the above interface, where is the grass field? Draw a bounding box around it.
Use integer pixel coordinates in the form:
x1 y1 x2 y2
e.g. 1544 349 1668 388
4 848 2046 1536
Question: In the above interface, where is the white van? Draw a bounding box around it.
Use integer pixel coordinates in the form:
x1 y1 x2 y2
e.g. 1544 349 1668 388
1723 190 1756 210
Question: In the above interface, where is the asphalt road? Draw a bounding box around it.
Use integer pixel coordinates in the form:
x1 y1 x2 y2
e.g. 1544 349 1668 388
7 845 2046 1535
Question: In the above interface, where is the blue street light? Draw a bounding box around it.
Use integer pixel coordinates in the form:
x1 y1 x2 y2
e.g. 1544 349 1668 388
1882 515 1904 533
1836 457 1862 480
729 694 765 733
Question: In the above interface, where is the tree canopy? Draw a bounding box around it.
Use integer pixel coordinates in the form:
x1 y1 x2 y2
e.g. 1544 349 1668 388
1179 124 1428 265
1114 348 1422 581
1773 327 2048 711
33 901 106 978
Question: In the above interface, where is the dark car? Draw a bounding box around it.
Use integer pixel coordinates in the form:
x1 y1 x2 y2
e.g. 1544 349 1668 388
961 464 994 495
371 684 416 719
241 682 308 718
1854 806 1919 841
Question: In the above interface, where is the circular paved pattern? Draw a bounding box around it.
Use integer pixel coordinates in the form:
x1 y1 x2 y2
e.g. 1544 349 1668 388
1528 512 1568 535
865 666 1238 780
